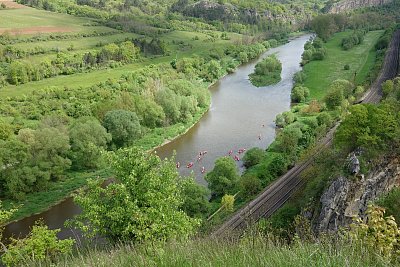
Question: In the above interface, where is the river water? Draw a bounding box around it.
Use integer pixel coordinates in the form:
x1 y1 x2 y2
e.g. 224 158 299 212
3 34 311 241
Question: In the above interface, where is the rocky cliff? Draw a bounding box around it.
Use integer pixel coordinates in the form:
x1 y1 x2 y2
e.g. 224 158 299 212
329 0 392 13
314 155 400 233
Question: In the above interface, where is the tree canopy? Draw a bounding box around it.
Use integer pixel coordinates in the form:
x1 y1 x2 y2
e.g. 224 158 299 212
72 147 200 242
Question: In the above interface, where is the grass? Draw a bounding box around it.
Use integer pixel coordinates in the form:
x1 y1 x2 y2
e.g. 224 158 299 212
24 236 393 267
303 30 383 100
2 169 111 222
0 7 104 32
0 30 240 98
12 32 138 52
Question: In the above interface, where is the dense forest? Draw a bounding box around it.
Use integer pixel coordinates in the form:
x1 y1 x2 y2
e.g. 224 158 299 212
1 0 400 266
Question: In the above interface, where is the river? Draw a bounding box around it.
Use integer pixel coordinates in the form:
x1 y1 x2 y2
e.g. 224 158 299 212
3 34 312 241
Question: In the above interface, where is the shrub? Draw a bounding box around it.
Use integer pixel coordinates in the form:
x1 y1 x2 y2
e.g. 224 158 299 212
243 148 265 168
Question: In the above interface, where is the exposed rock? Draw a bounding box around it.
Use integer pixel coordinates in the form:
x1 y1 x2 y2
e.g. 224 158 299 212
315 156 400 233
348 153 360 175
329 0 392 13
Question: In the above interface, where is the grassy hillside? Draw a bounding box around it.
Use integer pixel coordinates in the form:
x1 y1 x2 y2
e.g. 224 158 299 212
25 237 393 267
303 30 383 99
0 7 112 33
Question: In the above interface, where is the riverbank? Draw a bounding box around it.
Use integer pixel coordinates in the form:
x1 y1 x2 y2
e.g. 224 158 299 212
1 54 241 225
205 29 386 231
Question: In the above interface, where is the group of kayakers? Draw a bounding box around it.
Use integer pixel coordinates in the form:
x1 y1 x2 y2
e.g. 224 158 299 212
176 123 265 174
231 148 245 161
176 150 208 174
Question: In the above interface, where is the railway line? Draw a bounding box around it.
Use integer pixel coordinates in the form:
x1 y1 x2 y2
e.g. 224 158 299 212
213 29 400 237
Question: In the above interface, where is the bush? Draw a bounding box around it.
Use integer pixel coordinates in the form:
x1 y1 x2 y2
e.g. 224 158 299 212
344 64 350 70
243 148 265 168
291 86 310 103
239 175 262 196
1 221 75 266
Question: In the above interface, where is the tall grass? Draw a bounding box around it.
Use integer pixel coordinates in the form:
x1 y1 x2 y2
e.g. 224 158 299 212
23 235 393 267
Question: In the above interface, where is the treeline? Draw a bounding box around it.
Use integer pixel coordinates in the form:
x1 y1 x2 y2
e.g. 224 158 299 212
0 37 271 200
15 0 298 40
0 30 116 46
301 37 326 66
1 41 140 86
341 30 366 50
16 0 111 20
310 4 398 42
0 62 210 199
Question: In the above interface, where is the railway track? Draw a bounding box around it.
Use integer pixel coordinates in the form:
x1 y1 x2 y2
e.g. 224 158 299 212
213 29 400 237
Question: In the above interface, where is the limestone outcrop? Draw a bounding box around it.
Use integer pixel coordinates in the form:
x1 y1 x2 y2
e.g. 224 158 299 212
329 0 392 13
315 156 400 233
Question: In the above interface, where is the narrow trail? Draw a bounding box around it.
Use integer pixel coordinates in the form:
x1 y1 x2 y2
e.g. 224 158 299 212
213 29 400 237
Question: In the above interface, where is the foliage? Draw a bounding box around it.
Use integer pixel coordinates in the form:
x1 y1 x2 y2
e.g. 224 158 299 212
205 156 239 199
291 86 310 103
179 177 210 218
249 54 282 87
239 174 262 197
0 200 16 242
69 117 111 169
341 30 366 50
0 122 72 200
311 14 347 41
335 103 399 152
377 187 400 223
71 147 200 242
24 231 397 267
348 204 400 261
242 147 265 168
221 194 235 212
103 109 141 148
301 38 326 65
1 221 75 267
275 111 295 128
324 85 344 110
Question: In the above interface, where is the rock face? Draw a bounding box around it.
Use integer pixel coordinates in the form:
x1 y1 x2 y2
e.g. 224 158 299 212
315 156 400 233
329 0 392 13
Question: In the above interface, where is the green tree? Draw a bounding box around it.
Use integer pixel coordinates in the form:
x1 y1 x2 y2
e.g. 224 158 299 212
335 104 398 151
1 221 74 267
202 60 223 82
0 119 12 140
291 86 310 103
205 156 239 198
69 117 111 169
324 86 344 110
242 147 265 168
179 177 210 218
382 80 394 97
0 137 41 200
29 127 71 180
239 174 262 196
72 147 200 242
103 109 141 147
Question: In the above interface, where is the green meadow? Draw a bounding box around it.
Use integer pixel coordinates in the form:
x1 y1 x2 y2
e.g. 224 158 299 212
0 7 108 32
303 30 383 99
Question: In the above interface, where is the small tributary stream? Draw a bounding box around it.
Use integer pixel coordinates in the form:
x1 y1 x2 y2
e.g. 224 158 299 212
3 34 312 241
